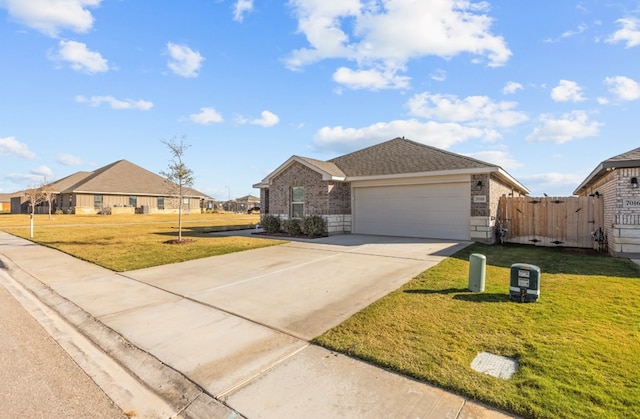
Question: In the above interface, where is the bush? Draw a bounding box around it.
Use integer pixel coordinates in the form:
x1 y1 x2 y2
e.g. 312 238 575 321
282 218 303 236
302 215 328 237
261 214 281 234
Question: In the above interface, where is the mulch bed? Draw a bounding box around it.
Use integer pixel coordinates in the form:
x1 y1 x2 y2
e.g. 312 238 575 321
252 231 327 239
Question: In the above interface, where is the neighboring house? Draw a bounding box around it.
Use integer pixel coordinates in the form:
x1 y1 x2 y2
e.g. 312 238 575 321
0 193 11 212
254 137 529 242
12 160 210 215
222 195 260 213
573 146 640 257
236 194 260 212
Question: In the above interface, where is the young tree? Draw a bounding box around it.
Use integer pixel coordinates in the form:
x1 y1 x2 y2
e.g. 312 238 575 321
24 184 45 238
40 176 55 220
160 136 194 242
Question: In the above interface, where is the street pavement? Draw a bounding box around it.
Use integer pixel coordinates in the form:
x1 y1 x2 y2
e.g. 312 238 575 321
0 269 126 418
0 230 518 418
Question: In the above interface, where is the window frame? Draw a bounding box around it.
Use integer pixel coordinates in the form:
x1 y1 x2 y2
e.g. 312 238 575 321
94 194 103 210
291 186 304 218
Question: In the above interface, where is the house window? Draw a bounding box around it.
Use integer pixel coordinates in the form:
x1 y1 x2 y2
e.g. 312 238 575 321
291 186 304 218
129 196 137 207
157 197 164 210
94 194 103 210
183 197 190 209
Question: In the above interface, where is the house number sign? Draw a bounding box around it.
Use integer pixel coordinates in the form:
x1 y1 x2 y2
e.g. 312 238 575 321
473 195 487 203
624 199 640 208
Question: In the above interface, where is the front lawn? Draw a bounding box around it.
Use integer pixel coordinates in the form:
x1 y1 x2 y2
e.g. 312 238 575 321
0 213 284 271
314 243 640 419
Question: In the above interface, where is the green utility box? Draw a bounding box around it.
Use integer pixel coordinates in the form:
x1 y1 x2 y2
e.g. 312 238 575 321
468 253 486 292
509 263 541 302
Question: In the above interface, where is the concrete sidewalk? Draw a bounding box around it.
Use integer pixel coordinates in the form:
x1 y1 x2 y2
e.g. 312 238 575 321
0 231 517 418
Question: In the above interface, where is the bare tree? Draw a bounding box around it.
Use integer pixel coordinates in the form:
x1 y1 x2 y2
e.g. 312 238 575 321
160 136 194 242
24 185 45 238
40 176 56 220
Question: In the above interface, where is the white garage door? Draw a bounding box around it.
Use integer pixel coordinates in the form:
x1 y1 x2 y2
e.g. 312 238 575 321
353 183 470 240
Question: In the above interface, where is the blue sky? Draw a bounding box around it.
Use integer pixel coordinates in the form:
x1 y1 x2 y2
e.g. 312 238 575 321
1 0 639 200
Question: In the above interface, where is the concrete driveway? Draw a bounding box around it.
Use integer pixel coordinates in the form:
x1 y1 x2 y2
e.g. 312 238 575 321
124 233 470 340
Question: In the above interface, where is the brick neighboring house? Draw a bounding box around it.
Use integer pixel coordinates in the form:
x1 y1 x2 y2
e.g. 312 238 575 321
254 137 530 242
12 159 210 215
573 146 640 257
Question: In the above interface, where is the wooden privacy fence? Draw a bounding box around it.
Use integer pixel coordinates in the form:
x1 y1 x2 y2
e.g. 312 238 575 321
497 196 604 249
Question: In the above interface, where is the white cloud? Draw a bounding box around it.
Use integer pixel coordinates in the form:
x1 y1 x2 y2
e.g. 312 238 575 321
526 111 602 144
51 40 108 73
519 172 585 194
189 107 224 124
56 153 86 165
430 69 447 82
1 0 101 37
236 110 280 127
31 165 53 177
464 150 523 170
551 80 585 102
0 136 36 159
313 119 485 151
166 42 204 78
503 81 523 95
604 76 640 101
233 0 253 22
75 95 153 110
407 92 528 129
332 66 410 90
285 0 511 90
606 17 640 48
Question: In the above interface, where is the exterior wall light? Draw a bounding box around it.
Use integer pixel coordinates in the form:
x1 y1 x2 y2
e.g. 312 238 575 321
632 177 639 189
476 180 483 188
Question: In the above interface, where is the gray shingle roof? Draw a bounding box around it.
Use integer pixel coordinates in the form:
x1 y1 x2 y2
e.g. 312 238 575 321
605 146 640 163
59 160 209 198
297 156 346 178
329 137 495 176
574 146 640 194
255 137 528 193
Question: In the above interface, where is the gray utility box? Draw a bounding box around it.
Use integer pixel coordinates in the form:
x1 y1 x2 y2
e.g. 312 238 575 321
468 253 486 292
509 263 540 302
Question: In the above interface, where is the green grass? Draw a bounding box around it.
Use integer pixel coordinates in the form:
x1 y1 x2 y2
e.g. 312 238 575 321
0 213 285 271
314 243 640 419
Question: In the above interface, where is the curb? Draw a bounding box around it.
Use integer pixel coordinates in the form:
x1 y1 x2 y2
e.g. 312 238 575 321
0 254 244 419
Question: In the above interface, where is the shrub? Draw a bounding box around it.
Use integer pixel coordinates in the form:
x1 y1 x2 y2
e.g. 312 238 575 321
261 214 281 234
282 218 303 236
302 215 328 238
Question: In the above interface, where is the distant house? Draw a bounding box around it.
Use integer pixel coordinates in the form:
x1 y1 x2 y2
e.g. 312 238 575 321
254 137 529 242
0 193 12 212
573 146 640 257
12 160 210 215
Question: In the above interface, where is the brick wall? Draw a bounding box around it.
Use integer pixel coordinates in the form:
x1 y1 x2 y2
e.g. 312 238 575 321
261 162 352 234
470 174 525 244
583 168 640 257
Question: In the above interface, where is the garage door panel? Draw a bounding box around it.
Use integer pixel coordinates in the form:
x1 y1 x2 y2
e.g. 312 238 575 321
353 184 470 240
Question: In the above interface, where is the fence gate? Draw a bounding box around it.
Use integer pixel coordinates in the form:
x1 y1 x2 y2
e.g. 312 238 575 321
498 196 604 249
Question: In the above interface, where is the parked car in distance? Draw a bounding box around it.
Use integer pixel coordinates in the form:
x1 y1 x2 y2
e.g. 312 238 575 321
247 206 260 214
